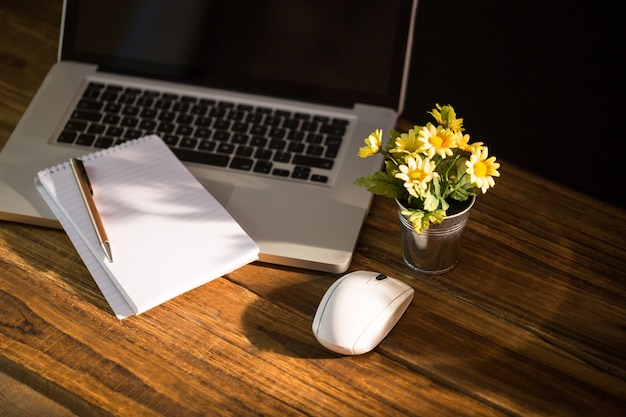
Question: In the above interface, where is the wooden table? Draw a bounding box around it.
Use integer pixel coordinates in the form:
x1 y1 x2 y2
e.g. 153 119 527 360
2 2 625 416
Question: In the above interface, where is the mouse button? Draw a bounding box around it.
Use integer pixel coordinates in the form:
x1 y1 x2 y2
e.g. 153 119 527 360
315 301 373 349
354 288 415 354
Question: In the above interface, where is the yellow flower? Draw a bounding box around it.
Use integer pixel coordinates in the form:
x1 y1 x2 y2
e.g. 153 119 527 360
465 147 500 193
395 155 437 198
389 127 424 155
429 104 464 131
456 133 483 152
418 123 457 158
358 129 383 157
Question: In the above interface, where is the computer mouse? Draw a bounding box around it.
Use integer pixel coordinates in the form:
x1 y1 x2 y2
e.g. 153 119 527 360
312 270 414 355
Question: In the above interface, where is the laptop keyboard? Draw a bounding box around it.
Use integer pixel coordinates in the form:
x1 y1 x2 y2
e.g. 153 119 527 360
55 82 350 184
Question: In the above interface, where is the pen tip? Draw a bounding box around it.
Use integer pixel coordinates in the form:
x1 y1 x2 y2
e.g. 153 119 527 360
103 242 113 263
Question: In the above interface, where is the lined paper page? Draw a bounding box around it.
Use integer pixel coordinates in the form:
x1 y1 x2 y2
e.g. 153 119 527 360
35 177 134 319
37 135 259 315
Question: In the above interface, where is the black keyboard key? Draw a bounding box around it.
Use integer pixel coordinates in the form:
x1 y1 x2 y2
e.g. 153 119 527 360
236 146 254 157
217 143 235 154
94 136 115 148
301 121 319 131
87 124 106 134
287 131 305 141
140 108 158 118
101 91 119 101
306 145 324 156
180 138 198 148
103 114 121 125
121 117 138 127
272 168 290 177
246 113 263 123
250 125 267 135
313 115 330 123
232 122 249 133
82 88 102 100
163 135 180 147
159 111 176 122
198 140 216 151
64 120 87 131
171 148 230 167
75 133 96 146
213 119 231 130
264 116 281 126
196 117 212 127
124 129 143 139
269 139 286 150
292 155 334 170
210 107 227 117
227 110 245 121
332 118 349 125
311 174 329 183
104 103 122 113
136 96 154 107
106 126 124 136
176 125 193 136
71 110 101 122
173 102 190 112
119 93 136 104
138 120 157 130
269 127 286 139
176 114 194 124
320 124 347 136
213 131 231 141
230 157 254 171
255 148 272 160
231 133 249 144
157 122 175 134
287 142 305 153
273 152 291 163
77 99 103 111
195 128 212 139
253 160 272 174
292 166 311 180
58 130 77 143
250 136 268 147
306 133 323 144
282 118 299 129
155 100 172 110
191 105 208 115
121 106 139 116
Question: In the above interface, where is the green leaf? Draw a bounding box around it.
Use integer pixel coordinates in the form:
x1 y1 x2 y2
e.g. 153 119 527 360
354 172 405 198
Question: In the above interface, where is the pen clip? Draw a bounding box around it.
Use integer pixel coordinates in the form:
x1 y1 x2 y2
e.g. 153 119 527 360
73 158 93 195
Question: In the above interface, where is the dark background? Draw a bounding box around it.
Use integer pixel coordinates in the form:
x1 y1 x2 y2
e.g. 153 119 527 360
402 0 626 208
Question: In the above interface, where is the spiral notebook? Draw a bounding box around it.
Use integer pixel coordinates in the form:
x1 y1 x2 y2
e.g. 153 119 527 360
35 135 259 319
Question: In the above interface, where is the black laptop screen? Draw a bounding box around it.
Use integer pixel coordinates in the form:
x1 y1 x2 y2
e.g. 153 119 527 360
61 0 414 109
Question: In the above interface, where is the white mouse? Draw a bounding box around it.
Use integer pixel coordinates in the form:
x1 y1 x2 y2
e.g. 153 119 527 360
312 270 414 355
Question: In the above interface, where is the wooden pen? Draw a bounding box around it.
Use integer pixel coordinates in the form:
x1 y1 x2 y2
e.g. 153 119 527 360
70 157 113 262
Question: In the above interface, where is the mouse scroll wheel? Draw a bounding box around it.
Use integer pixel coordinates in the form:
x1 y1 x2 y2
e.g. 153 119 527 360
375 273 387 281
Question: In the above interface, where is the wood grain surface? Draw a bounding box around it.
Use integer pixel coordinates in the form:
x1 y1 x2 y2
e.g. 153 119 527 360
1 1 625 416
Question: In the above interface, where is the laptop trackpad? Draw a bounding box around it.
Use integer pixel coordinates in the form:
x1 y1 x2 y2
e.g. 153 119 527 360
200 179 234 208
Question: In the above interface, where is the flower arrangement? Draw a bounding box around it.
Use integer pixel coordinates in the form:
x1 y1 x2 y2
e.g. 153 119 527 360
355 104 500 233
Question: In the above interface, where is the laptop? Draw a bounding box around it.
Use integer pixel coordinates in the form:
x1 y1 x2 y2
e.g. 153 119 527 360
0 0 416 273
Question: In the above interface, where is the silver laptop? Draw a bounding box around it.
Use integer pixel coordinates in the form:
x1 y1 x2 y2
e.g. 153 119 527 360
0 0 416 273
